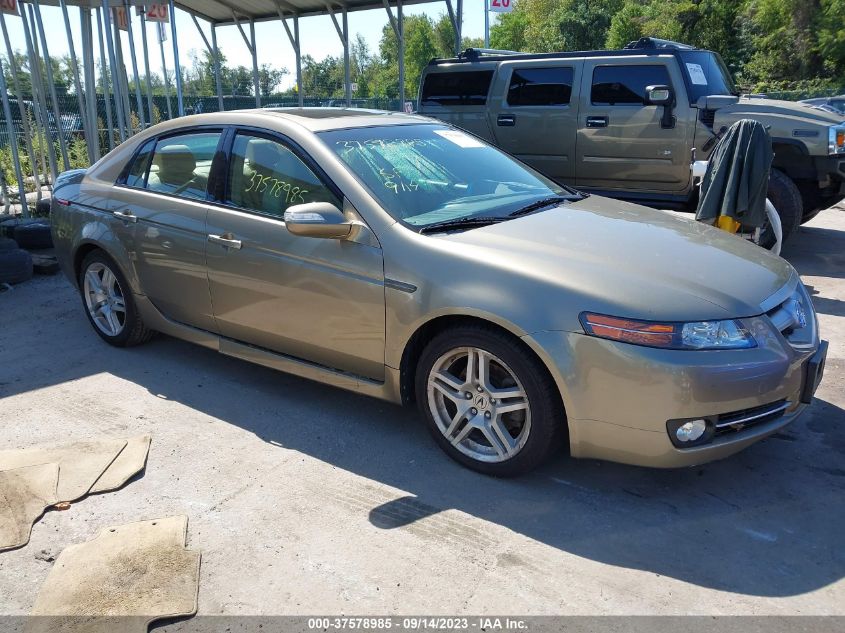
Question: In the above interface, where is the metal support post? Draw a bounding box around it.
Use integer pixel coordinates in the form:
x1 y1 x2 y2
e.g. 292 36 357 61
168 0 184 116
0 11 41 199
32 0 71 170
96 7 116 149
139 10 155 124
124 0 147 128
0 57 29 217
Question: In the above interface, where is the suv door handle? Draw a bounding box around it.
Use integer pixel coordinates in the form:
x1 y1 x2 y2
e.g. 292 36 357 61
113 209 138 223
207 233 242 250
586 116 608 128
497 114 516 127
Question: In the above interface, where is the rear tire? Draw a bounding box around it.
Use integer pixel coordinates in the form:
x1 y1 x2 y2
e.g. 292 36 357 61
760 169 802 248
78 251 154 347
415 324 565 477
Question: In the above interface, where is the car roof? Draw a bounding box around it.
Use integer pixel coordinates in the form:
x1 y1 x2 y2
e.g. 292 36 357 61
232 107 431 131
131 108 433 139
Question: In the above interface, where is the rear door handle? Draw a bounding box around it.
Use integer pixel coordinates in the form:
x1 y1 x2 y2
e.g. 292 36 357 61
207 233 242 250
113 209 137 223
586 116 608 128
497 114 516 127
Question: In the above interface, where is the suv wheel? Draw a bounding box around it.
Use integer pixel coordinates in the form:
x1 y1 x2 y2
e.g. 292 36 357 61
761 169 802 247
78 251 154 347
415 325 564 477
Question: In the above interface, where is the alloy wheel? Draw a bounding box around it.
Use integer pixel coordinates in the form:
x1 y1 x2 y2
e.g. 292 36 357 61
82 262 126 337
426 346 531 463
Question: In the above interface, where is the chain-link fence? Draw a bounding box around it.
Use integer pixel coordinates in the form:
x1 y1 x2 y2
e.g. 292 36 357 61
0 90 405 210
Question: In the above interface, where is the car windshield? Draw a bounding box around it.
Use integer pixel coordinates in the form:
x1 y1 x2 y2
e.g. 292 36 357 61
678 51 738 101
318 124 576 229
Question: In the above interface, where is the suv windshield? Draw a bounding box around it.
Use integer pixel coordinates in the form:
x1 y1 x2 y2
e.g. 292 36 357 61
318 124 576 229
678 51 738 102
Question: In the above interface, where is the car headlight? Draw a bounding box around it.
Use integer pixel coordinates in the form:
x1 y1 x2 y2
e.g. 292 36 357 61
830 125 845 154
580 313 757 350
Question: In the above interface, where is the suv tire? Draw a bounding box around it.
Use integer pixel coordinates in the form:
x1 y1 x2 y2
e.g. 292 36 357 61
762 169 802 248
415 324 565 477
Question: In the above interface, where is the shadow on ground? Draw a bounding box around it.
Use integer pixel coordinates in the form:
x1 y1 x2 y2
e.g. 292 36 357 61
2 215 844 601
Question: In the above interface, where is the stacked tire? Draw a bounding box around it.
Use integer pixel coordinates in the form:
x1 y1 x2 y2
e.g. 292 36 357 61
0 237 33 285
0 217 53 249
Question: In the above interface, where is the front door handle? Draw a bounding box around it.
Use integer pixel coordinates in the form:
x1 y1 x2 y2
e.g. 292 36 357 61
113 209 137 223
586 116 608 128
497 114 516 127
207 233 242 250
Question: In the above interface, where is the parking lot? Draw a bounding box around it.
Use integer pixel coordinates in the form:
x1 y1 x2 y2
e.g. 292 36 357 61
1 205 843 618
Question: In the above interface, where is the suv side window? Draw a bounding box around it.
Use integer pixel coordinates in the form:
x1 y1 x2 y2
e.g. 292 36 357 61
420 71 494 106
145 131 222 200
507 67 574 106
591 65 671 106
226 133 340 218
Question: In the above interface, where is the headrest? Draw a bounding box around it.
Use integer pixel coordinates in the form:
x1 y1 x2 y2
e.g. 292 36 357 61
246 139 282 169
154 144 196 182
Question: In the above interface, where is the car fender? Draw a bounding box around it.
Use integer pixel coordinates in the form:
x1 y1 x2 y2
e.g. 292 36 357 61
71 223 141 294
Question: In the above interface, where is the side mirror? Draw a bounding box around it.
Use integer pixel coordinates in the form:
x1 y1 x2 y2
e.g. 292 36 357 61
645 84 676 130
284 202 352 239
645 84 672 106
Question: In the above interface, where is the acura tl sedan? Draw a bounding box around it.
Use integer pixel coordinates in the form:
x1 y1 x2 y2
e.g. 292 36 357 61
51 109 827 476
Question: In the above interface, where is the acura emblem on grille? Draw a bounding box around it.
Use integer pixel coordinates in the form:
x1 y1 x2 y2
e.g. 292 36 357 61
789 299 807 329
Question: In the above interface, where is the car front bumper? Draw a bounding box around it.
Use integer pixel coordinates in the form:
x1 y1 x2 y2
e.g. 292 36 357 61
524 327 823 468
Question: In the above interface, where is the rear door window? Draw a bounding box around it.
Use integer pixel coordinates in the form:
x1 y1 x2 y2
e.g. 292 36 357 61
507 67 574 106
123 140 155 188
591 65 671 105
144 131 223 201
420 71 494 106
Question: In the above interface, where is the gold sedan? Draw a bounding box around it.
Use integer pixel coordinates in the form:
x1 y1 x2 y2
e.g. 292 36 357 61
50 109 826 476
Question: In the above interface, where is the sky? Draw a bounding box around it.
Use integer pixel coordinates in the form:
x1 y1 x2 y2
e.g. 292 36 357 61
3 1 492 92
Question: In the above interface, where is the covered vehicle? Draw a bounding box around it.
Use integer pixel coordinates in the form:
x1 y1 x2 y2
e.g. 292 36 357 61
50 109 826 476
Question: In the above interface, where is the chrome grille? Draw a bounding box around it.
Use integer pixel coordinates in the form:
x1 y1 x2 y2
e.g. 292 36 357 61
713 400 789 437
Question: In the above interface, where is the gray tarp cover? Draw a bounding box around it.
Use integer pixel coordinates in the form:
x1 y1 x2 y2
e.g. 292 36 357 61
696 118 773 228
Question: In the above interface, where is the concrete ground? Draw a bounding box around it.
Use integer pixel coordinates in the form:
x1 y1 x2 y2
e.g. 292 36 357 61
0 206 843 617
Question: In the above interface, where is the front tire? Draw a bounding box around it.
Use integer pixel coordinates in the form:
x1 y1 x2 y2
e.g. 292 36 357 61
78 251 153 347
760 169 802 248
415 325 565 477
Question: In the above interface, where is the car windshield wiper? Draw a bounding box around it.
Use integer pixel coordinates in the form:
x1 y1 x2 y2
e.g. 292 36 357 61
418 216 507 234
507 195 577 218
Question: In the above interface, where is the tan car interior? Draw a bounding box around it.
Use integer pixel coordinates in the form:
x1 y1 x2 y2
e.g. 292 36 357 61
229 137 336 216
146 144 210 200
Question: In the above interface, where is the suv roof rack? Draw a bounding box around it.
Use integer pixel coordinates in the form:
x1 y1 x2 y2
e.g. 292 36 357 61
458 48 521 60
623 37 695 51
427 38 699 65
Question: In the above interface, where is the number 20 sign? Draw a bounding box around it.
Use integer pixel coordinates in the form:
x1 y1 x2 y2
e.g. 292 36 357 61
489 0 513 13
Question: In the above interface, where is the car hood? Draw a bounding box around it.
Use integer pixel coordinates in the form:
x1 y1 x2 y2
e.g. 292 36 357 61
717 97 844 125
437 196 795 323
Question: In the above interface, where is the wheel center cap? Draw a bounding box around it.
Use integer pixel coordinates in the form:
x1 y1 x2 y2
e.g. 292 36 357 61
474 394 489 410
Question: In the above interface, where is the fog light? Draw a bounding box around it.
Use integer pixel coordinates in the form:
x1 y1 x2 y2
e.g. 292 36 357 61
675 419 707 443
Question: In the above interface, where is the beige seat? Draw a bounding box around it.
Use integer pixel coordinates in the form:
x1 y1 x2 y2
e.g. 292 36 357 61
232 139 283 211
147 144 207 199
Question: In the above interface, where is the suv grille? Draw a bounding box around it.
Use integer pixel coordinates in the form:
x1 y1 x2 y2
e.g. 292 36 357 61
699 108 716 128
